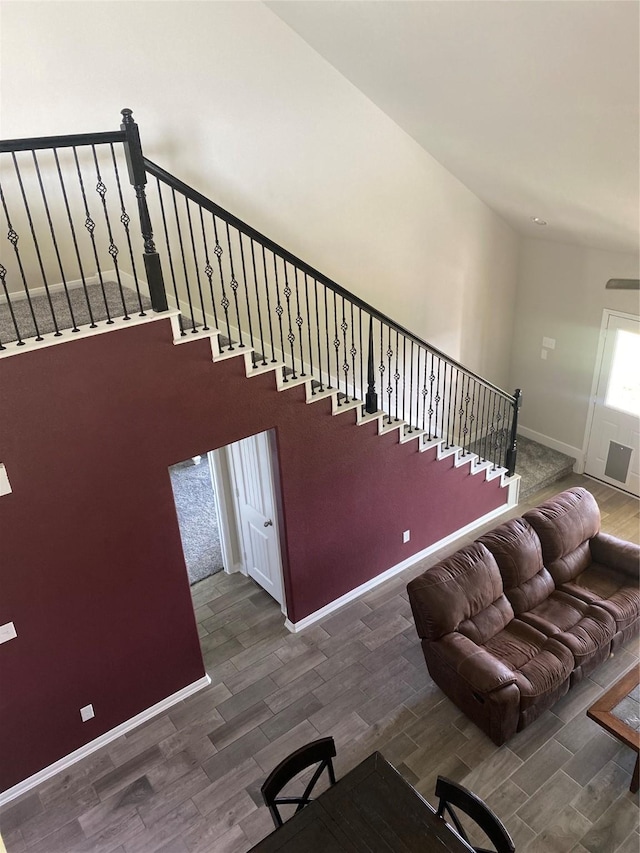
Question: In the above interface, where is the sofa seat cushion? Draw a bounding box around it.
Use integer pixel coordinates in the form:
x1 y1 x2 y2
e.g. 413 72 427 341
554 606 616 666
519 589 589 635
481 619 574 711
560 563 639 633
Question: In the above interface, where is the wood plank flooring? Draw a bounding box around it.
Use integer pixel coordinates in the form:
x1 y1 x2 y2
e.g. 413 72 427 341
1 475 639 852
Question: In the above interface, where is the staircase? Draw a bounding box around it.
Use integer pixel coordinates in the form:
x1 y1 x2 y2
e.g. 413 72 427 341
0 110 521 499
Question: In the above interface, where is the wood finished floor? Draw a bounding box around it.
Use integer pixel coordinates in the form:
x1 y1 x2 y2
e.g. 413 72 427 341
1 474 639 853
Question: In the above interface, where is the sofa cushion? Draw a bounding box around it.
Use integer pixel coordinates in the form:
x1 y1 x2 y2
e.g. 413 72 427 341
407 541 512 641
480 517 555 613
561 564 639 633
523 487 601 584
483 620 574 712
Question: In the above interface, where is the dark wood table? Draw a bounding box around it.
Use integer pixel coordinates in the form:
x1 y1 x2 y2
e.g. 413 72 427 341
248 751 474 852
587 664 640 793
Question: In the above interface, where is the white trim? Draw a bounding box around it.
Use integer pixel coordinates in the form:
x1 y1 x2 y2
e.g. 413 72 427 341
284 495 516 633
0 675 211 806
0 310 181 360
517 425 584 472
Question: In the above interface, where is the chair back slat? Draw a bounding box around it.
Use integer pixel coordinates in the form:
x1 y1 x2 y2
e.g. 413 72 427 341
435 776 515 853
261 737 337 828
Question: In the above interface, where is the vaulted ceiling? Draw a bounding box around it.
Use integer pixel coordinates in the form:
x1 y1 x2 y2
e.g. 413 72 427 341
268 1 640 254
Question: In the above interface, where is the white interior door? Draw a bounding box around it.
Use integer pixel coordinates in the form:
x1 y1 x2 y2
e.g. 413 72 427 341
585 312 640 496
229 431 285 608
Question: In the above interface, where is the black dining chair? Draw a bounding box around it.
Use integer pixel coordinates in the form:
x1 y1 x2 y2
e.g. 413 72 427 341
261 736 337 828
435 776 515 853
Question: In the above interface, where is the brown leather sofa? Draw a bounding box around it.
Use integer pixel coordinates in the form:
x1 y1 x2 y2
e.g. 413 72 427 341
407 487 639 745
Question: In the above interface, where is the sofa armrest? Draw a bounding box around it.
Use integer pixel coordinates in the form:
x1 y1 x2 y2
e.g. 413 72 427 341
429 633 517 695
590 532 640 580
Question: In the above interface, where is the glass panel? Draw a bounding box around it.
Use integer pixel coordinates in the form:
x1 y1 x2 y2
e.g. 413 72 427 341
605 328 640 416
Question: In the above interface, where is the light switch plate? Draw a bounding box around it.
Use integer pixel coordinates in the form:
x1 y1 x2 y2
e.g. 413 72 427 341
0 622 17 644
0 463 11 497
542 337 556 350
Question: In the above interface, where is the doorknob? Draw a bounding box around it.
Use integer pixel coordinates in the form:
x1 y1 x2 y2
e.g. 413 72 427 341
264 519 273 527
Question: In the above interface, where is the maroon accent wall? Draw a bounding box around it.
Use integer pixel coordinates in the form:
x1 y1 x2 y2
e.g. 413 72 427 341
0 319 505 792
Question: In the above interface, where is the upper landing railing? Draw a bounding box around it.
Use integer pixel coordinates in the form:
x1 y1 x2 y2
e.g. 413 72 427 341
0 110 521 474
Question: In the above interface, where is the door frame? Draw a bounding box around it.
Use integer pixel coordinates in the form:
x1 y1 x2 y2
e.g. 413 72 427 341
583 308 639 492
211 431 287 616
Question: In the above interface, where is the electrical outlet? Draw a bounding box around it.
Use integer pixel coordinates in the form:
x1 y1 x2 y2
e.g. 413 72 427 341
403 530 411 543
0 622 17 644
80 704 95 722
0 463 11 497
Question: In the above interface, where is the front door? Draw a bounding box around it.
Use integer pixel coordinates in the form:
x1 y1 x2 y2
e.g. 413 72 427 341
229 430 285 608
585 311 640 497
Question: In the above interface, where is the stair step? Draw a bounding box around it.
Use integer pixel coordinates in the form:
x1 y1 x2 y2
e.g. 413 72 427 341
331 395 363 416
399 426 428 444
378 418 405 436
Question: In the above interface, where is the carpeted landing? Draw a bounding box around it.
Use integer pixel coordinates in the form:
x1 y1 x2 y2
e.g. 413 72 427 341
0 281 152 344
516 434 576 500
169 457 225 585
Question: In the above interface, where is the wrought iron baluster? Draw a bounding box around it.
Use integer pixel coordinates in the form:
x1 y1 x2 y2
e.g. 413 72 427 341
0 182 43 341
110 144 144 315
324 285 331 389
283 262 296 379
11 151 61 334
468 378 479 458
0 262 22 347
386 326 393 423
435 357 442 441
212 216 232 346
272 254 286 372
74 146 111 323
33 149 79 330
394 329 400 422
293 267 305 376
460 373 471 454
453 367 461 450
185 200 208 331
402 336 408 427
155 178 182 334
302 271 312 380
238 233 256 364
261 246 277 363
53 149 96 328
313 277 323 391
377 319 385 417
250 241 267 366
478 385 488 461
200 208 221 348
350 301 356 403
91 144 128 320
421 349 429 432
339 295 349 403
225 222 243 348
170 187 196 332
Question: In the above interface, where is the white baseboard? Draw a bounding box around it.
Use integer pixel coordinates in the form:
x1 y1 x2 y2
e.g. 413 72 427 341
0 674 211 807
285 496 515 633
517 425 584 473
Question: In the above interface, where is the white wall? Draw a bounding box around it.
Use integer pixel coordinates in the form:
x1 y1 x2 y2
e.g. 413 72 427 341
0 0 519 388
510 237 640 456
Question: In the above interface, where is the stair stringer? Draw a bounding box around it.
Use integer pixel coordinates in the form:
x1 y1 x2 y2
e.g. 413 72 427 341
141 310 521 500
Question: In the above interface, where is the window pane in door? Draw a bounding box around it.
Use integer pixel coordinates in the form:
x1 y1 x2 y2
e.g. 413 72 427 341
605 329 640 416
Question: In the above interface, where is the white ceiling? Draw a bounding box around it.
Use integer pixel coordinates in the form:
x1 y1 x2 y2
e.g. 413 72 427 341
267 0 640 254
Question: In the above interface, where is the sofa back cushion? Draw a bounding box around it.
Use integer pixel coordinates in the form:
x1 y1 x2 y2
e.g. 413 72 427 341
479 517 555 614
523 487 600 586
407 541 513 642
